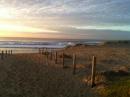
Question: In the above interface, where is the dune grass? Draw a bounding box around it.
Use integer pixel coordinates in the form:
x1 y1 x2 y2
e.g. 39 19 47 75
98 76 130 97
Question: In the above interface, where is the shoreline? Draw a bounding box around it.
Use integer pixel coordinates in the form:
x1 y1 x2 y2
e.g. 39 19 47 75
0 41 130 54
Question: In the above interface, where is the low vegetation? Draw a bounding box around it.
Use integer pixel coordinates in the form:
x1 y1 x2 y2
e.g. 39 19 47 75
105 40 130 45
98 70 130 97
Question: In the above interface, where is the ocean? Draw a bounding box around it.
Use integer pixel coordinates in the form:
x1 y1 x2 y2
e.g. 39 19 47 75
0 37 104 53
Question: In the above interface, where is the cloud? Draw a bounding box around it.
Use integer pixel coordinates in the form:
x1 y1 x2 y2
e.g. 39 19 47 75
0 0 130 39
1 0 130 24
70 25 130 32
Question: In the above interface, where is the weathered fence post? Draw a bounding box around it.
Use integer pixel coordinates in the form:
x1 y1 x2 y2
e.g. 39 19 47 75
5 50 8 57
62 52 64 68
41 48 42 55
91 56 96 88
39 52 41 65
1 51 4 60
46 49 49 65
47 49 49 65
55 51 57 64
73 54 76 74
45 48 47 55
50 51 52 60
39 48 41 54
11 50 12 55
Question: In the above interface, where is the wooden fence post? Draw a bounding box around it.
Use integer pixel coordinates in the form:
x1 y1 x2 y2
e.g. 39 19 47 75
46 49 49 65
39 48 41 54
11 50 12 55
38 49 42 64
50 51 52 60
73 54 76 74
45 48 47 55
43 48 45 55
41 48 43 55
62 52 64 68
1 51 4 60
55 52 57 64
5 50 7 57
91 56 96 88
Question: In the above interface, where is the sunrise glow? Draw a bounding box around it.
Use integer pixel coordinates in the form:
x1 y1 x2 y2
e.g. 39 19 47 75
0 0 129 39
0 8 13 18
0 5 58 38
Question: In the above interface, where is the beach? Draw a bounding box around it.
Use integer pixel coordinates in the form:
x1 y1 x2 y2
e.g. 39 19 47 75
0 0 130 96
0 42 130 97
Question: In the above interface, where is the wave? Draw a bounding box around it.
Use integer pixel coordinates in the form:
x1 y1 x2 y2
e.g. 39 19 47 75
0 40 104 48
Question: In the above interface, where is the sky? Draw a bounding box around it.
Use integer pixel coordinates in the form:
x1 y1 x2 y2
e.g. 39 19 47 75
0 0 130 40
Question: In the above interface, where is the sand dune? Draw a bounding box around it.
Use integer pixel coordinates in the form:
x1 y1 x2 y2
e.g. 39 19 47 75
0 43 130 97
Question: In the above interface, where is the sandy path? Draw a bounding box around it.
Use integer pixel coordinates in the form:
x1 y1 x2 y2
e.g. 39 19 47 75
0 53 98 97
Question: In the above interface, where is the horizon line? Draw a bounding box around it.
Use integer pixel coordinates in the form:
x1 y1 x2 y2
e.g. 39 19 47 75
0 36 130 41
